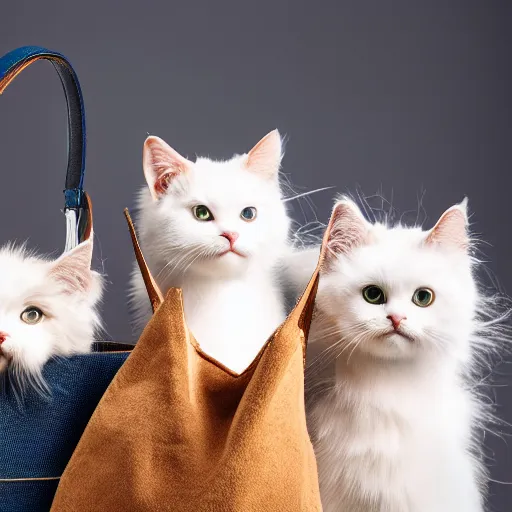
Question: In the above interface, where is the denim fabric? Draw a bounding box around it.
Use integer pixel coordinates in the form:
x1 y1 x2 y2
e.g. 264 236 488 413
0 345 131 511
0 480 58 512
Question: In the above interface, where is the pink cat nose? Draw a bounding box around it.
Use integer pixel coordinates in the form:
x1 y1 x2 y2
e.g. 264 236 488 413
0 332 9 344
220 232 239 247
387 314 406 330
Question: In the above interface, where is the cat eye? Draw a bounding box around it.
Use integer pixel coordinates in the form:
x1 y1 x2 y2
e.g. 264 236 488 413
192 205 214 221
412 288 435 308
362 285 386 305
20 307 44 325
240 207 257 222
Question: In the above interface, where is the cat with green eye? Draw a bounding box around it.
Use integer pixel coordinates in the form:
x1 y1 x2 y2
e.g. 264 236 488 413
130 129 290 375
192 204 257 222
286 196 494 512
362 285 435 308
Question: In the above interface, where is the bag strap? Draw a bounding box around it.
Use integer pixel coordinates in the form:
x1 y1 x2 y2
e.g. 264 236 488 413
0 46 88 251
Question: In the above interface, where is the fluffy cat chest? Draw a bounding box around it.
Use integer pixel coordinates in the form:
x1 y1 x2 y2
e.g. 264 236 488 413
182 282 285 373
313 381 471 452
310 387 478 512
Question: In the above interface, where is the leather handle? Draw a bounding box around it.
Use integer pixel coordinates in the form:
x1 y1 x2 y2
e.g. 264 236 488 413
0 46 88 248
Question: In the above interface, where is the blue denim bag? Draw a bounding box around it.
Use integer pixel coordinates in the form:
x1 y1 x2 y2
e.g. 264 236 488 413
0 47 133 512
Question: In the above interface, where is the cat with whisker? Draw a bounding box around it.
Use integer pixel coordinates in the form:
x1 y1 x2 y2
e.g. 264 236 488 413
0 239 103 398
129 130 290 374
285 196 509 512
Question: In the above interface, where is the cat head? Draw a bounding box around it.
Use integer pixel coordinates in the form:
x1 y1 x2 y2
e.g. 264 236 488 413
317 197 476 364
137 130 290 279
0 239 103 392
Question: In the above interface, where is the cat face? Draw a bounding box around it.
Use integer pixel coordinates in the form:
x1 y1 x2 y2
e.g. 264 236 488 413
0 240 103 390
137 130 290 279
317 198 477 363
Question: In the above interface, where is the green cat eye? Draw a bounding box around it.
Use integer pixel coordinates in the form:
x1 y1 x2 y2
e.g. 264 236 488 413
192 205 214 221
21 306 44 325
240 206 257 222
362 285 386 305
412 288 435 308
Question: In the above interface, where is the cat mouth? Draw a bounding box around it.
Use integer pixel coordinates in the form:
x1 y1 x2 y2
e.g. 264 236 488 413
218 248 246 258
382 329 415 343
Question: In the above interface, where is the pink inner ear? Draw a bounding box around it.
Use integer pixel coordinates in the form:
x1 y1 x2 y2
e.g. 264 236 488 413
425 208 468 250
143 136 192 199
154 172 176 195
145 143 183 174
323 201 368 266
49 241 93 294
245 130 282 179
52 267 92 295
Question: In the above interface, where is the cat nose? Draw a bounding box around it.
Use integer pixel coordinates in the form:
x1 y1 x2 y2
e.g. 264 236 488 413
220 232 239 247
387 314 406 330
0 332 9 344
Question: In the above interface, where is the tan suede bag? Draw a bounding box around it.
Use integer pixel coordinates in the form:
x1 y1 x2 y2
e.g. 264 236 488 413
51 210 325 511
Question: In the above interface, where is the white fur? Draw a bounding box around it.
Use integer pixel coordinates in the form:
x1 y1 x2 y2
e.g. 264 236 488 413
286 197 491 512
129 131 290 374
0 240 103 394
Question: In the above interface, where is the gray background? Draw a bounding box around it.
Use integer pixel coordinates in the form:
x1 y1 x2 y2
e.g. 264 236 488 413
1 0 510 509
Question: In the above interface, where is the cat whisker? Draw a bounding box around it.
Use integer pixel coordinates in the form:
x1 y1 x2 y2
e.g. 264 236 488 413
282 186 335 204
157 245 203 280
307 339 345 374
346 337 365 364
338 331 368 363
307 324 371 374
181 248 210 276
311 322 367 344
159 245 209 281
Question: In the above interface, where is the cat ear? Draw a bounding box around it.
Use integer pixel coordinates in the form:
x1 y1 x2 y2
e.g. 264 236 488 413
425 198 469 251
245 129 282 180
322 198 370 266
49 239 94 294
143 136 193 200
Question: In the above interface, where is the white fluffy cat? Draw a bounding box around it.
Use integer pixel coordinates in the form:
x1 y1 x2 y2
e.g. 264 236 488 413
0 239 103 393
129 130 290 374
286 197 493 512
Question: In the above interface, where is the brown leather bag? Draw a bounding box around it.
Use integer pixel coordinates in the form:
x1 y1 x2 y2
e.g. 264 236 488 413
51 210 324 512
